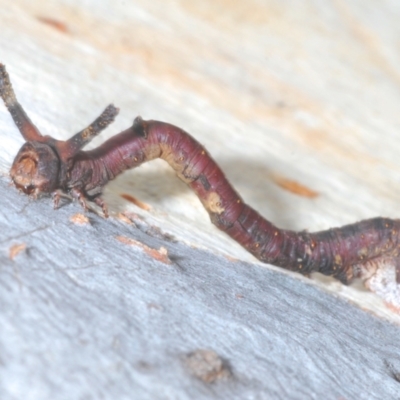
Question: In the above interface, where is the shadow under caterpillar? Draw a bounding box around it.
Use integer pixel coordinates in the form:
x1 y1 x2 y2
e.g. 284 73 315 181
1 64 399 311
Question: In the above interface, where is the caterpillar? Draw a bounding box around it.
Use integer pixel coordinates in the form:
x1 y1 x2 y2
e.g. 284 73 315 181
1 64 399 311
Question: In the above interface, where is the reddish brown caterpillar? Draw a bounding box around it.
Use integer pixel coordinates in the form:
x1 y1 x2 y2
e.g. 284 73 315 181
1 64 399 311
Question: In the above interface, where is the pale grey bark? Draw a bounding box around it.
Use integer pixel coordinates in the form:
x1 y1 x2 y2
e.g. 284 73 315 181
1 178 400 399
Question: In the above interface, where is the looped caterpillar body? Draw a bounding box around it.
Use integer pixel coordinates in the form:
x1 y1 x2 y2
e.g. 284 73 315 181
1 64 399 311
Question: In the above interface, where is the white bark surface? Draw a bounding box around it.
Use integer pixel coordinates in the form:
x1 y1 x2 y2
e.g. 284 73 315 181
1 1 400 399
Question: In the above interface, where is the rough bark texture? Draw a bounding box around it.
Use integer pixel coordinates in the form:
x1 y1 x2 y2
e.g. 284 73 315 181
1 1 400 399
1 177 400 399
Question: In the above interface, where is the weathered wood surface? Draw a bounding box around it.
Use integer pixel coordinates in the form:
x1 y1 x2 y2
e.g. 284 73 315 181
1 0 400 399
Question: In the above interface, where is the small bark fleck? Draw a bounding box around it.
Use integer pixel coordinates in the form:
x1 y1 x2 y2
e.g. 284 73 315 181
116 212 134 225
9 243 26 260
185 349 231 383
270 173 319 198
115 235 171 264
36 17 69 33
120 193 151 210
70 213 90 225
